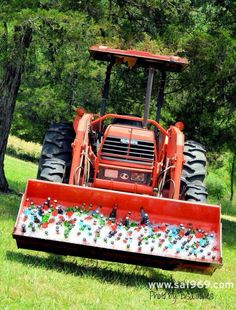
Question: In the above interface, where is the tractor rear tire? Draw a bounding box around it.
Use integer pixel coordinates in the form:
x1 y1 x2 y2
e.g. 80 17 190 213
181 140 207 184
181 140 208 203
184 181 208 203
39 158 66 183
37 122 75 183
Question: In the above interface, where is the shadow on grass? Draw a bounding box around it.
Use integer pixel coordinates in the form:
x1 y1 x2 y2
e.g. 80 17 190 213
8 180 27 194
6 250 211 299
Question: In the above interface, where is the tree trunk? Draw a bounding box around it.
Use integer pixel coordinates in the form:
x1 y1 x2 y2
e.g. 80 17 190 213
230 153 235 202
0 25 32 192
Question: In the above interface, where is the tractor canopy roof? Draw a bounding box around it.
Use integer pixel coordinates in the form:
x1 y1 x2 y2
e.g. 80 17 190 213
89 45 188 72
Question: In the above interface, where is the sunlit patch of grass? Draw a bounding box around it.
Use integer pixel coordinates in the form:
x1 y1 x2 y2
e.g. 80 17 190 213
7 135 41 162
4 155 37 193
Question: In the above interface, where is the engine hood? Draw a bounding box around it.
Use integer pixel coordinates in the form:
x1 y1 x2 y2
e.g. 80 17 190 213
105 124 155 143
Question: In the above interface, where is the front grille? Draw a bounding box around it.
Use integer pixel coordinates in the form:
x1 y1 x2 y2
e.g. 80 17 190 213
101 136 155 165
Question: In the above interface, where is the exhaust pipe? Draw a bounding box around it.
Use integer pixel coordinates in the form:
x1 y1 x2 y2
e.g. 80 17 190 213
143 67 154 127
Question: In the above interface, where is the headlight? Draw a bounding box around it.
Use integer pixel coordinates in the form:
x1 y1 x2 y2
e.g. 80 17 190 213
131 172 145 182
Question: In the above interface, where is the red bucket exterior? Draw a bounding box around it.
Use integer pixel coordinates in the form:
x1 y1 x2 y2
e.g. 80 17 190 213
13 179 222 274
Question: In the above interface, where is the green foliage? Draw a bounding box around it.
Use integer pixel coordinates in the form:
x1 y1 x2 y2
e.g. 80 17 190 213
174 28 236 151
3 7 105 142
0 0 235 153
221 200 236 217
206 174 228 201
206 151 236 204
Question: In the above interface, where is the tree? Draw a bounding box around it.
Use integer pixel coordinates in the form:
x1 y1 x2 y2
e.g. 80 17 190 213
10 9 104 143
230 153 236 201
0 24 32 191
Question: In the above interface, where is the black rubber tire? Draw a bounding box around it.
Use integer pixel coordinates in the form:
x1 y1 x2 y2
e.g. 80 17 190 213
184 181 208 203
181 140 207 184
39 158 66 183
37 122 75 183
181 140 208 203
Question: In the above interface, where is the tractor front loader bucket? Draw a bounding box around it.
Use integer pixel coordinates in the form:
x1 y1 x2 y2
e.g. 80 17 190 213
13 180 222 275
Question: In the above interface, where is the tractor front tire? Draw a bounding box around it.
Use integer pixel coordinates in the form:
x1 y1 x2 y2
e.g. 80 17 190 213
39 158 66 183
184 182 208 203
181 140 208 203
37 122 75 183
181 140 207 184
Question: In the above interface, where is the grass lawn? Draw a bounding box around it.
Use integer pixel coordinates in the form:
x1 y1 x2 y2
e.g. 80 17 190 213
0 155 235 309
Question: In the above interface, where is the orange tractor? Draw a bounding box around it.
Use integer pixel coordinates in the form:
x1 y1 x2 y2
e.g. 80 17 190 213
13 46 222 274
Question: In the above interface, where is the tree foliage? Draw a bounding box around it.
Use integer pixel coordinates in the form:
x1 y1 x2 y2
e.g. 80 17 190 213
0 1 235 155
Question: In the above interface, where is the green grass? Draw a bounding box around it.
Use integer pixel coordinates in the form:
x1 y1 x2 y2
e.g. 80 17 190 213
0 155 236 309
3 155 37 193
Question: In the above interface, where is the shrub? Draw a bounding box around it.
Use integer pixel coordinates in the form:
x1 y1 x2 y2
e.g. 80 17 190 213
206 173 228 201
6 135 41 162
221 200 236 216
